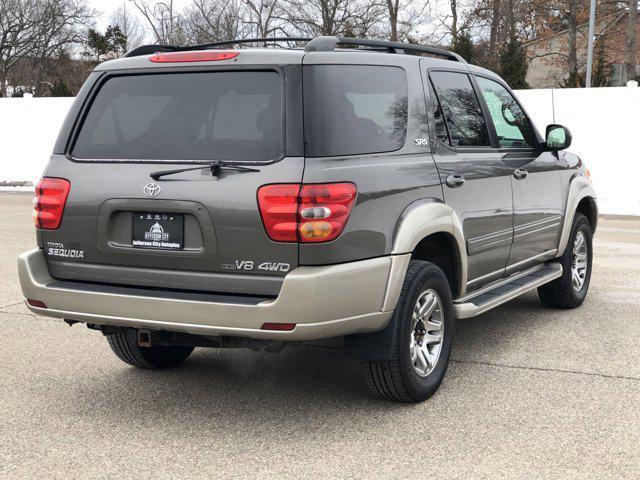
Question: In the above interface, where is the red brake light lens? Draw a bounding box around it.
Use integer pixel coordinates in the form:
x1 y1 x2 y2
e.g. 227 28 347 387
33 178 71 230
257 183 357 244
257 184 301 242
149 51 239 63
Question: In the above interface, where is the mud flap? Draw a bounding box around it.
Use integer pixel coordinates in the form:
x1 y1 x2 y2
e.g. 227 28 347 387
343 315 398 361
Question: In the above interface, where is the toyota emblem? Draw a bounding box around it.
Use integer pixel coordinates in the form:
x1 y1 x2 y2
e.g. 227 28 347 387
143 183 161 197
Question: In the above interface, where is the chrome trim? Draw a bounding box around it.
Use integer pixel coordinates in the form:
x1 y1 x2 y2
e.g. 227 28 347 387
466 227 513 255
466 267 506 288
504 249 558 275
513 221 560 243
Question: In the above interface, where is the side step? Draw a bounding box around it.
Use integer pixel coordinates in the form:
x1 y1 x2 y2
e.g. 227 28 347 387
454 263 563 319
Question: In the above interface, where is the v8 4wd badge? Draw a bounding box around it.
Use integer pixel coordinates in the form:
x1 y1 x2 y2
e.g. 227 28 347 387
221 260 290 273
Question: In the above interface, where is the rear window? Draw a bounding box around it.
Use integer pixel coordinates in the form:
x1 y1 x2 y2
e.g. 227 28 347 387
71 71 283 162
303 65 408 157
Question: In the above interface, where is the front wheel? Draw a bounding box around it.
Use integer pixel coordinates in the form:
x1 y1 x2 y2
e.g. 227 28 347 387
363 261 454 403
538 212 593 308
106 328 194 369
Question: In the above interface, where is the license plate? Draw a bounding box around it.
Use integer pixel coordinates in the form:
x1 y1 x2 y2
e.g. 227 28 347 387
132 212 184 250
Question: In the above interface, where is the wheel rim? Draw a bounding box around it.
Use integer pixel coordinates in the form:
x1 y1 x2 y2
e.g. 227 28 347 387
571 230 588 292
409 289 444 377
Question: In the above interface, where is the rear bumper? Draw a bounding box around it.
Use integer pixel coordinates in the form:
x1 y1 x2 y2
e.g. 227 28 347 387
18 249 406 341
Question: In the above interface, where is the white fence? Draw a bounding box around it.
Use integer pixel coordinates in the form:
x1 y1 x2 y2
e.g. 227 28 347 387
0 87 639 215
516 86 640 216
0 96 74 186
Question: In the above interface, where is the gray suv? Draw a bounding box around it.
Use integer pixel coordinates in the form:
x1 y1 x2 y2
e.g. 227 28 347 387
18 36 597 402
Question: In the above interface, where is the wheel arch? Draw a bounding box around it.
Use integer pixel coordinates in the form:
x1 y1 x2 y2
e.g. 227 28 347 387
557 175 597 257
390 199 467 299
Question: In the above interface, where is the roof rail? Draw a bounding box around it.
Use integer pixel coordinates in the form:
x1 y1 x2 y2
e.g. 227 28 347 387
304 36 466 63
188 37 312 50
122 44 180 58
121 37 466 63
122 38 311 58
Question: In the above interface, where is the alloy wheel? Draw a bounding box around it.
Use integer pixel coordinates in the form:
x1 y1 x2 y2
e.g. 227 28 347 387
409 289 444 377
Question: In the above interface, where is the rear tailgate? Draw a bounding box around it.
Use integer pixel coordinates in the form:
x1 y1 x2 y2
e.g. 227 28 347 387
39 60 304 296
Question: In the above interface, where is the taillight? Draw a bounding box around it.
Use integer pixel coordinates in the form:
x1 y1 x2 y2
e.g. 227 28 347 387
298 183 357 243
257 183 357 243
149 51 239 63
33 177 70 230
257 184 300 242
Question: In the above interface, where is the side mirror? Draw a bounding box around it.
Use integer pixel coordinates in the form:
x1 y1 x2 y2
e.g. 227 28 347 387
544 124 572 151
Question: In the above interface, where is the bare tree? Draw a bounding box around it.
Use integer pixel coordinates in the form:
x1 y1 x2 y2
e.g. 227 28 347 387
243 0 284 38
110 1 145 49
626 0 638 81
130 0 185 44
280 0 362 36
383 0 429 42
184 0 247 43
0 0 94 96
450 0 459 43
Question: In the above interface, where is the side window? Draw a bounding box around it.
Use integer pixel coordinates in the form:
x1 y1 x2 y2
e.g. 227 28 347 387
304 65 408 157
429 82 450 146
430 71 491 147
476 76 534 148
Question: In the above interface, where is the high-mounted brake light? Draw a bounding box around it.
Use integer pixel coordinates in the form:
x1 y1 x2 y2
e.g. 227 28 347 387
257 183 357 243
149 51 239 63
33 177 71 230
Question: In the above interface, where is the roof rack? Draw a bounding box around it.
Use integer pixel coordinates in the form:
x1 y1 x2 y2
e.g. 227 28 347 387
123 44 180 58
305 36 466 63
189 37 312 50
123 37 311 58
122 36 466 64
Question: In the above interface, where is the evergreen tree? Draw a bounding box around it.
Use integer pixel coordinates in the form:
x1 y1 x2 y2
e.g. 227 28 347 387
499 36 529 89
451 31 476 64
84 25 128 62
591 42 611 87
49 78 73 97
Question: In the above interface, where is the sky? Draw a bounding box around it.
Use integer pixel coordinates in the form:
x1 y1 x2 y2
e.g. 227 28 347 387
88 0 190 31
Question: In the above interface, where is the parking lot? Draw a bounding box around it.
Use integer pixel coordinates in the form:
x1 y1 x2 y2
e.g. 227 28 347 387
1 191 639 479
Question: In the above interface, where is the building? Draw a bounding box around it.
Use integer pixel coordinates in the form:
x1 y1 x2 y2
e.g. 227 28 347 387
525 9 640 88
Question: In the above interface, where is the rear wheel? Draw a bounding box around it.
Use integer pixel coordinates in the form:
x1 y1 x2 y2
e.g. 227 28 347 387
106 328 193 369
363 261 454 403
538 212 593 308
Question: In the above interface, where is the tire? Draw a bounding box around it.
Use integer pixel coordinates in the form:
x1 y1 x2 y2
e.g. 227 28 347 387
538 212 593 309
363 260 454 403
106 328 194 369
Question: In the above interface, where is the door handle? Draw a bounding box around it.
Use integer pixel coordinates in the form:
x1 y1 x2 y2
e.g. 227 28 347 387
445 174 465 188
514 168 528 180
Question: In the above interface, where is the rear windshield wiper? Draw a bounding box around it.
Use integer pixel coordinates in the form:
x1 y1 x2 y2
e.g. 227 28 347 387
150 161 260 180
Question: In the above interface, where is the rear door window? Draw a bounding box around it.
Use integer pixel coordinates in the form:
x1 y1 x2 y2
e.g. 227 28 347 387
71 71 283 162
303 65 408 157
430 71 491 148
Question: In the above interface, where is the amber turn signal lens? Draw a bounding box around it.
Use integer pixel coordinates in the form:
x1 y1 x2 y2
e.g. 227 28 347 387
299 221 333 240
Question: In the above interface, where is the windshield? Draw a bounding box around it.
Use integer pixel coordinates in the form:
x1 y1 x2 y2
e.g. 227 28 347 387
72 71 284 162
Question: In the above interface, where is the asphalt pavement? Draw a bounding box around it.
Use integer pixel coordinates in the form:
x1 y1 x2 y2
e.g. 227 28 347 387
1 192 639 479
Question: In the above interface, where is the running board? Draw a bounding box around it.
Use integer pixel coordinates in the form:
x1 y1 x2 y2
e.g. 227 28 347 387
454 263 563 319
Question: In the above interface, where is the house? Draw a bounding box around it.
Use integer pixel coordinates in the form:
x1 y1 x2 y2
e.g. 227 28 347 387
525 9 640 88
